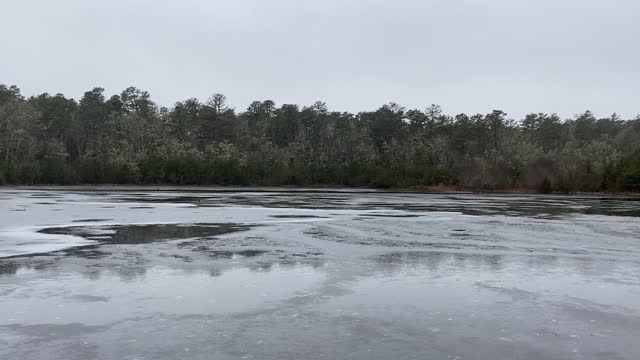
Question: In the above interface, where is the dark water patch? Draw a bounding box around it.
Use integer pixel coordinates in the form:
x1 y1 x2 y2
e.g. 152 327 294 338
357 196 640 218
62 246 111 260
367 214 422 218
450 233 472 237
207 251 234 259
128 206 154 209
269 214 329 219
216 194 349 210
0 261 19 276
101 224 249 244
40 223 251 245
583 208 640 217
71 219 113 223
117 195 207 204
533 214 566 220
235 249 268 257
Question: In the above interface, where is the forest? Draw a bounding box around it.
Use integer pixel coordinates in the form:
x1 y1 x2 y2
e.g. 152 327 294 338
1 83 639 192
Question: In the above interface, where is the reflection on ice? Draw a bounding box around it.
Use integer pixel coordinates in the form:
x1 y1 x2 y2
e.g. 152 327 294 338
0 265 325 326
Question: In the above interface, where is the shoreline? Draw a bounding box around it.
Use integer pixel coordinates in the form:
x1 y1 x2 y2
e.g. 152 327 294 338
1 184 639 198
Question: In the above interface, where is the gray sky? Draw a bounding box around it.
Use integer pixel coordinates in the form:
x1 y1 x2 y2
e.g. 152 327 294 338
2 0 639 119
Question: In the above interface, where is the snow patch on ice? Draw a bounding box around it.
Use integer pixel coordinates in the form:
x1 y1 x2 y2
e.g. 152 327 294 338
0 226 96 258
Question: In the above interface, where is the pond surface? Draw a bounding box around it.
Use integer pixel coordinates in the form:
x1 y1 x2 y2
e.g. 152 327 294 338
1 187 640 360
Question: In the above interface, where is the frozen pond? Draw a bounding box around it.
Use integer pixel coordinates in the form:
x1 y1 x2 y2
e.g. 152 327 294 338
1 187 640 359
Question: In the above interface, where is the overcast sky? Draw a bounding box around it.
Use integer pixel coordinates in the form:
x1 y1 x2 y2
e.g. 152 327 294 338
2 0 639 119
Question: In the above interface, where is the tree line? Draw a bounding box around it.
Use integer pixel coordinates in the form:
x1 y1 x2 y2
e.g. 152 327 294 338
1 84 639 192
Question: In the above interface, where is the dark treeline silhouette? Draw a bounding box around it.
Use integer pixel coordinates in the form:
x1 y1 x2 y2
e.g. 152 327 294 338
1 84 640 192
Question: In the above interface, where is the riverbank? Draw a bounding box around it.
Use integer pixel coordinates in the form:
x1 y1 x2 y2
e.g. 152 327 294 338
2 184 639 198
